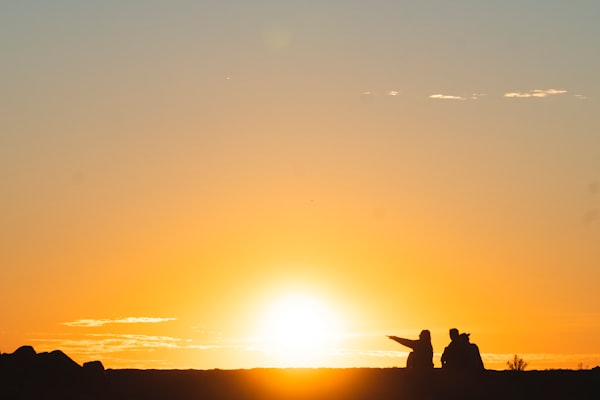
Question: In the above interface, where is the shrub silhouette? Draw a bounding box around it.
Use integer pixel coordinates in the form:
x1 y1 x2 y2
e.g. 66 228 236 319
507 354 528 371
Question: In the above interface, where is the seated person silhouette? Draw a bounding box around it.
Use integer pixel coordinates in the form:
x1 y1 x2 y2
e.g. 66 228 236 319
441 329 484 371
388 330 433 369
441 328 461 369
461 333 484 370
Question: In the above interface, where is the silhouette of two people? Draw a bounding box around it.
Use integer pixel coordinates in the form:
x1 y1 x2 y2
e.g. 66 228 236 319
388 328 484 370
388 330 434 369
441 328 484 371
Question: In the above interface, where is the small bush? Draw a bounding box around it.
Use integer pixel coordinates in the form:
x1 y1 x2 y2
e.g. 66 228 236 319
507 354 528 371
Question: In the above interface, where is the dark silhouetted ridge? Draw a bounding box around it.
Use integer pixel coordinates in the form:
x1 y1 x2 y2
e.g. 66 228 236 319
1 346 599 399
0 345 105 399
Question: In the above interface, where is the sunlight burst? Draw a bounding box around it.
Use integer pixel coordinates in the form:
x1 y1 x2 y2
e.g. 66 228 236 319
260 293 339 366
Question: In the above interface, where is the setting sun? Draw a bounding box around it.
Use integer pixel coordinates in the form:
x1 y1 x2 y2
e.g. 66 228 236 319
259 293 340 366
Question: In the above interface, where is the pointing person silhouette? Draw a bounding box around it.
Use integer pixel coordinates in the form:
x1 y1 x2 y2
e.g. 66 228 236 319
388 330 434 369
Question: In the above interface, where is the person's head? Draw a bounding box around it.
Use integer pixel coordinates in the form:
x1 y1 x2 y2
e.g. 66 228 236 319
419 330 431 342
449 328 459 340
459 332 470 343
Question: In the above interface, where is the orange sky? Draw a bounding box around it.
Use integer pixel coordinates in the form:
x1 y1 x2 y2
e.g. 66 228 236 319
1 1 600 370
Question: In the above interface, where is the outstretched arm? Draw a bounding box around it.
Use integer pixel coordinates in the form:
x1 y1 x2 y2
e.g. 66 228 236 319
387 335 416 350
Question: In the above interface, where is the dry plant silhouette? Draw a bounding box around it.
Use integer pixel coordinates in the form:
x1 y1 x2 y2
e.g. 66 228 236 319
577 362 589 370
507 354 528 371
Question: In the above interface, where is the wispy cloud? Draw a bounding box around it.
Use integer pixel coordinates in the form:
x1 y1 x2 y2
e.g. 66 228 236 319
61 317 176 327
358 349 407 358
32 333 230 356
504 88 568 98
429 94 466 101
387 90 400 96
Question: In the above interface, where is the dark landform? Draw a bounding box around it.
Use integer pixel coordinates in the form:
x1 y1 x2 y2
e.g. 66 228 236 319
1 346 599 399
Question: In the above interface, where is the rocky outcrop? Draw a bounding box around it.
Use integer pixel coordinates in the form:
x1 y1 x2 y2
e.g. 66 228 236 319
0 345 105 399
83 360 106 375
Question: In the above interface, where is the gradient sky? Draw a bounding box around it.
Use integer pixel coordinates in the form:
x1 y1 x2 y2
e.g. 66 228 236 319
1 1 599 370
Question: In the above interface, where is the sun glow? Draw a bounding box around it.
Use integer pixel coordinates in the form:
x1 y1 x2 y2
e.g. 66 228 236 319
259 293 340 366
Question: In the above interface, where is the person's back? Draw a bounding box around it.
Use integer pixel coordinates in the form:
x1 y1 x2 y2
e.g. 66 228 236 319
467 342 484 370
407 339 433 369
455 333 484 371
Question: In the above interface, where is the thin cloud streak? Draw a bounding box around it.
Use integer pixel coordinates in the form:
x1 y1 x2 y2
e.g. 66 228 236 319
504 89 568 98
32 333 230 356
61 317 176 327
359 89 580 101
358 349 407 358
470 93 486 100
429 94 466 101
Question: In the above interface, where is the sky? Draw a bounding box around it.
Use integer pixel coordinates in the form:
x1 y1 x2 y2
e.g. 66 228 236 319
1 0 599 371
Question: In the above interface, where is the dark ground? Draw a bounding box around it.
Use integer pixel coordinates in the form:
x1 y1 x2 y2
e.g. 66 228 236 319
104 368 600 400
4 367 600 400
1 347 599 399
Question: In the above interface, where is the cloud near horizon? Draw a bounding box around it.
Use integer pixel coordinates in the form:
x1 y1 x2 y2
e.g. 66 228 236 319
504 88 568 98
61 317 177 327
32 333 231 356
357 349 407 358
28 332 600 369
